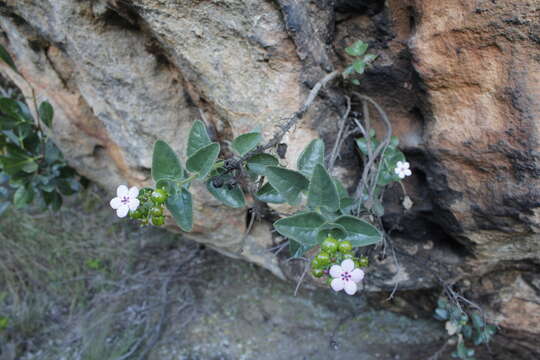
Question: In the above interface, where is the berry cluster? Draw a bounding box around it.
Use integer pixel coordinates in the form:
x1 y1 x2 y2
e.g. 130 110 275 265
311 236 369 278
129 188 168 226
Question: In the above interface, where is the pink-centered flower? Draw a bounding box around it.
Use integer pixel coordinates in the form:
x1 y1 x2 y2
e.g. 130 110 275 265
329 259 364 295
110 185 139 218
394 161 412 179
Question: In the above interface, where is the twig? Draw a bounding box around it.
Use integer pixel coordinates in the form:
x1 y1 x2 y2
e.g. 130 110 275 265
327 95 351 172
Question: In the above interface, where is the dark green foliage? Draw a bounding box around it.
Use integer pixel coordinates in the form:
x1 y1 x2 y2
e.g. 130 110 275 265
0 81 83 212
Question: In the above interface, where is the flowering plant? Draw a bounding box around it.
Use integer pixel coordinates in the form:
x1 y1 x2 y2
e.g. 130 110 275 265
110 116 412 295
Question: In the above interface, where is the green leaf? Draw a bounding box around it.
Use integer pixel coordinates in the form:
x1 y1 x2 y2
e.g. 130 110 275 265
255 182 286 204
152 140 183 182
186 142 220 179
39 101 54 128
434 308 449 321
265 166 309 204
316 223 347 243
471 313 484 330
187 120 212 157
351 79 360 86
246 153 279 176
21 160 38 173
166 187 193 231
44 140 62 163
13 185 34 208
345 41 368 57
231 132 261 156
307 164 339 211
0 44 17 73
334 215 382 247
0 202 9 216
297 139 324 177
0 98 23 120
353 60 366 74
273 212 326 247
457 340 467 359
206 179 245 208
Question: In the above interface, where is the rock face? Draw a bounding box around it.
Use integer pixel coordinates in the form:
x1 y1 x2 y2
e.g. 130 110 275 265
0 0 538 357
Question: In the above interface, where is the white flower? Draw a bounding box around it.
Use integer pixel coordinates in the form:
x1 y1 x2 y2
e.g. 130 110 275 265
329 259 365 295
394 161 412 179
110 185 140 218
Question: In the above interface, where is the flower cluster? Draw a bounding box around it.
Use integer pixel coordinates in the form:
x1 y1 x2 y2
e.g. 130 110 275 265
110 185 169 225
311 236 368 295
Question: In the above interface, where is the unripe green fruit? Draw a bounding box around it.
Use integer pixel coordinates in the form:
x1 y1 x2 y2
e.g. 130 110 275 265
314 252 331 266
338 241 353 254
152 215 165 226
321 237 339 254
357 256 369 268
311 268 324 278
151 189 168 204
150 206 163 217
129 209 143 219
311 258 325 269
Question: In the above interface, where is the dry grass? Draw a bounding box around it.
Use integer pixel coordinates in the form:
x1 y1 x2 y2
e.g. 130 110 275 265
0 186 201 360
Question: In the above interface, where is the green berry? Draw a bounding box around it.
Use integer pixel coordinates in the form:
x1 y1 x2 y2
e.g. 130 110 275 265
150 206 163 217
338 241 353 254
357 256 369 268
151 189 168 204
129 209 143 219
314 252 331 266
321 237 339 254
311 268 324 278
152 215 165 226
311 258 324 269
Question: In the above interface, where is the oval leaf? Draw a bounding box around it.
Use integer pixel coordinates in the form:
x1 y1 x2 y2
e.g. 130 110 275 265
265 166 309 205
334 215 382 247
0 44 18 73
13 185 34 208
186 142 220 179
206 180 245 208
255 182 286 204
152 140 183 182
231 132 261 156
297 139 324 177
274 212 326 247
345 40 368 57
166 187 193 231
187 120 211 157
307 164 339 211
39 101 54 128
246 153 279 176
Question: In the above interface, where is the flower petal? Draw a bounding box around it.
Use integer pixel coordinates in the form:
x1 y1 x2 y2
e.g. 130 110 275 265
398 172 406 179
404 169 412 176
128 198 140 211
331 278 344 292
402 161 410 169
110 197 121 209
329 265 342 278
341 259 355 273
394 167 401 175
351 268 365 283
117 185 128 197
116 205 129 218
396 161 403 168
128 186 139 199
344 280 358 295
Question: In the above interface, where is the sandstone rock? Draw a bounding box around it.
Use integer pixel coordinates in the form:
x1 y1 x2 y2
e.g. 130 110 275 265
1 0 539 356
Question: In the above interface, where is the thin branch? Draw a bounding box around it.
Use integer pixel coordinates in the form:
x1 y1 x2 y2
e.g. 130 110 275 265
327 95 351 172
